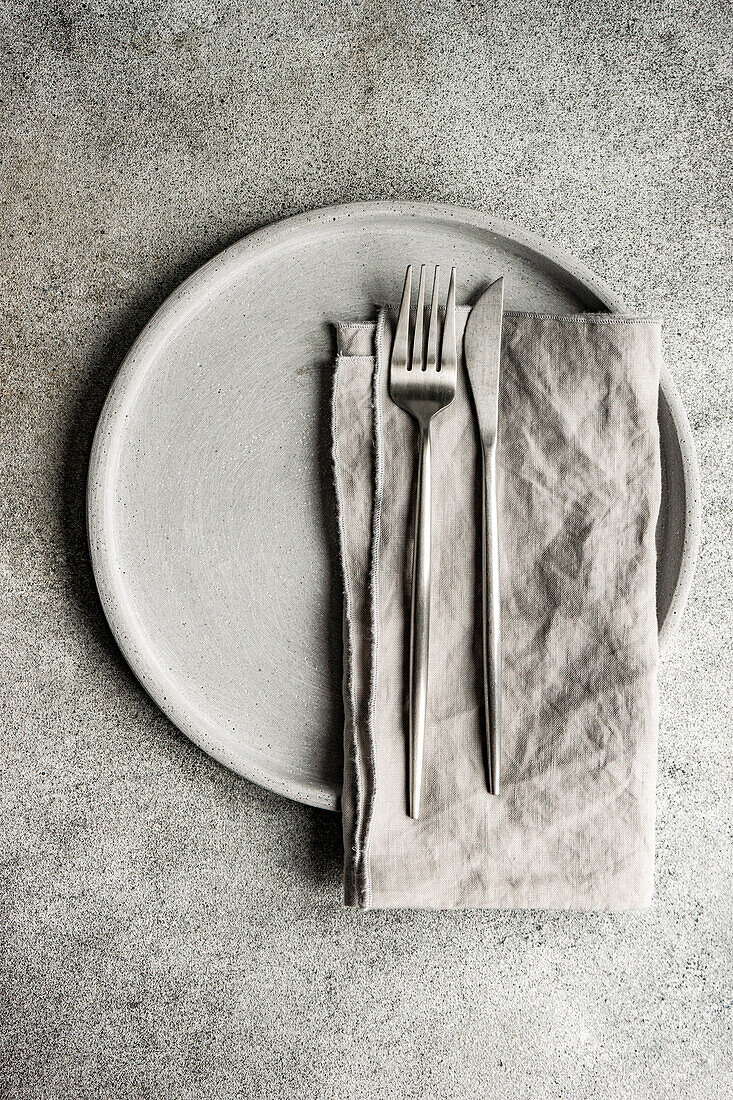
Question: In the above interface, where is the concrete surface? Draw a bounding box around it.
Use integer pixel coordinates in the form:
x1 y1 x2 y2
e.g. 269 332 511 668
1 1 731 1097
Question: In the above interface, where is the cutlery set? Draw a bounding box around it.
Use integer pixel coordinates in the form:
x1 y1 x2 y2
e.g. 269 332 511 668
389 265 504 817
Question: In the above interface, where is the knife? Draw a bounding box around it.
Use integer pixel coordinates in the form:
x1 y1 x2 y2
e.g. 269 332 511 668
463 278 504 795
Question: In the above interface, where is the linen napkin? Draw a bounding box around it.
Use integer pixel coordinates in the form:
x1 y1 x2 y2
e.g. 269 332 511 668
333 308 662 910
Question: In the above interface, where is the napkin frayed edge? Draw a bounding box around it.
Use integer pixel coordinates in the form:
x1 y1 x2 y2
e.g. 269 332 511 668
332 347 381 908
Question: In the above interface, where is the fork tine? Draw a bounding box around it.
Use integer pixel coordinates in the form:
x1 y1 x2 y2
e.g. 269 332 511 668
393 265 412 370
441 266 457 374
426 266 439 370
412 265 426 372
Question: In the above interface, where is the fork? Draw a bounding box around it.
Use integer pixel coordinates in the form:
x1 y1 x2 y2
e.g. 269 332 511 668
389 264 458 819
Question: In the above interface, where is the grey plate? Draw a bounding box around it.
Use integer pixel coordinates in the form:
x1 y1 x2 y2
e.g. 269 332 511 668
87 202 700 810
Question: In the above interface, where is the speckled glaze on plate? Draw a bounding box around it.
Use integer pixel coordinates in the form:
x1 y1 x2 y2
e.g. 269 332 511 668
87 202 700 810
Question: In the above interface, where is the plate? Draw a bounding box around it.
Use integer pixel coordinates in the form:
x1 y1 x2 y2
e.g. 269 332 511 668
87 202 700 810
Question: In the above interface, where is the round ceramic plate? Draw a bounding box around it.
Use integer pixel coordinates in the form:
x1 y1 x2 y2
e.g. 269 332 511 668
88 202 700 810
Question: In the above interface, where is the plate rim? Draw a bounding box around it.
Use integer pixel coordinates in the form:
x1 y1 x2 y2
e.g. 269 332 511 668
87 200 700 811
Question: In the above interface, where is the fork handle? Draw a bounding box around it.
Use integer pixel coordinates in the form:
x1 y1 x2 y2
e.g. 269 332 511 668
409 422 431 820
481 440 502 795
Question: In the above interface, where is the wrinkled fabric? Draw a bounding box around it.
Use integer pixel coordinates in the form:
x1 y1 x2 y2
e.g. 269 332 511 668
333 309 662 910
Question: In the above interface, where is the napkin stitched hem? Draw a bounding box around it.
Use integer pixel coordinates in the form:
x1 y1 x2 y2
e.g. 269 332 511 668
502 312 662 324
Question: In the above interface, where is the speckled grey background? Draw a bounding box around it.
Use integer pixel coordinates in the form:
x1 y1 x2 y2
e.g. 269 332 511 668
1 2 731 1098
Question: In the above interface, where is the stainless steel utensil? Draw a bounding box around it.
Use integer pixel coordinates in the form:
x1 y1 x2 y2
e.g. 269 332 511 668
389 264 458 819
463 277 504 795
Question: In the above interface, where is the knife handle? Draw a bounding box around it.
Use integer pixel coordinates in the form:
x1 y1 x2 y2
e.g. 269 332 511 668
482 441 502 795
408 422 431 819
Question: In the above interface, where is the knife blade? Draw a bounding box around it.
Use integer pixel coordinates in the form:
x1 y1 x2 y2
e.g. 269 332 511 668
464 277 504 448
463 278 504 795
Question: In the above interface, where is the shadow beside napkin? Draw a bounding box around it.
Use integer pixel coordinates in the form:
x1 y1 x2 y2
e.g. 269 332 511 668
333 310 661 910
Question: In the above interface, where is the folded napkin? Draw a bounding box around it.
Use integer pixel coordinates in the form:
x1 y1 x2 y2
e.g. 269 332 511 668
333 308 661 910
